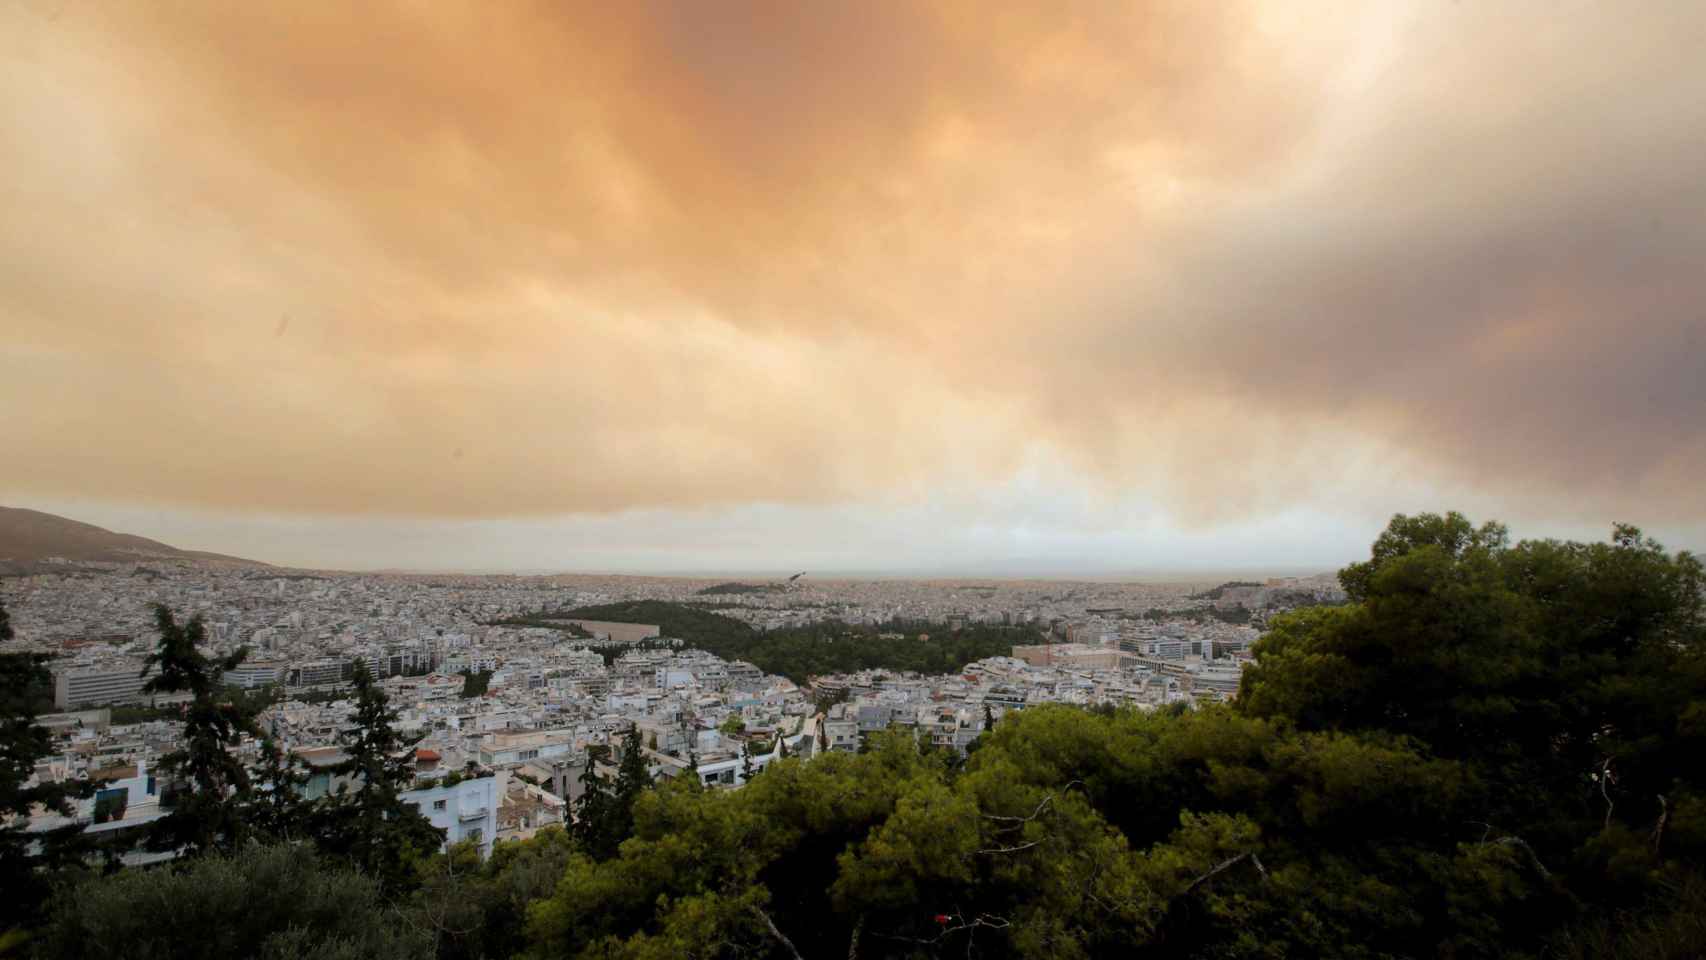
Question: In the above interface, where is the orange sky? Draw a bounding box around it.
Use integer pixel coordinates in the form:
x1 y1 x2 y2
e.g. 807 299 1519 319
3 2 1704 570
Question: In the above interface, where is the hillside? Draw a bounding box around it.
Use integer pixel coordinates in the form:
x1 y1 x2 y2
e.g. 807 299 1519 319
0 506 264 572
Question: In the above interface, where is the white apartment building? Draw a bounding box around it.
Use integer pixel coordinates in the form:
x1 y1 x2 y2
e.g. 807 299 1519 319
53 663 153 709
402 773 500 859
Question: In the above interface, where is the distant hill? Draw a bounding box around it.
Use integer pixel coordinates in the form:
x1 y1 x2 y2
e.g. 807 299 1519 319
0 506 265 573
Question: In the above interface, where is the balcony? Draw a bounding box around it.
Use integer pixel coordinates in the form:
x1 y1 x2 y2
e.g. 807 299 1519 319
458 806 488 821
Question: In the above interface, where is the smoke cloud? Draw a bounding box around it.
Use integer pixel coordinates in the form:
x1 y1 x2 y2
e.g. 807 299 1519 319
3 1 1703 540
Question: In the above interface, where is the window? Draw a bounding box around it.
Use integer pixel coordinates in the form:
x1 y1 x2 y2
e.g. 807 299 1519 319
433 799 447 811
519 749 539 761
464 827 482 843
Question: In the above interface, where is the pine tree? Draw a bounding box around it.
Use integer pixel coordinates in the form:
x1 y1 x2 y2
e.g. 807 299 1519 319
0 599 93 936
613 726 653 810
246 737 312 842
983 702 995 731
570 730 654 861
142 604 255 857
570 745 616 859
317 661 440 890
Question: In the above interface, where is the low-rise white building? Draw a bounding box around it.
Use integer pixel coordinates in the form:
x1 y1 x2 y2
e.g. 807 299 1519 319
479 730 575 768
402 773 501 859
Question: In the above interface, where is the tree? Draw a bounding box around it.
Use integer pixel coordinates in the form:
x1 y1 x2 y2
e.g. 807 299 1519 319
530 733 949 959
0 599 93 939
245 737 312 842
570 745 618 860
409 829 576 960
531 600 1048 685
91 792 126 824
30 843 429 960
1239 515 1706 862
1236 514 1706 944
522 514 1706 959
615 727 653 798
609 727 653 845
458 668 492 699
141 604 255 857
569 729 655 863
315 660 440 890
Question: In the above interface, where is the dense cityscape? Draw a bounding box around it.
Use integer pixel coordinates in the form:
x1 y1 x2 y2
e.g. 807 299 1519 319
2 554 1341 863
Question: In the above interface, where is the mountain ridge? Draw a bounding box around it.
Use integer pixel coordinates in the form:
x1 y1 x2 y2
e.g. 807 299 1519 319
0 506 265 572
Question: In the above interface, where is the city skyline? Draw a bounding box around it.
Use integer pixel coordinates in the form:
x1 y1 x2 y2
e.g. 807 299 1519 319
5 2 1704 571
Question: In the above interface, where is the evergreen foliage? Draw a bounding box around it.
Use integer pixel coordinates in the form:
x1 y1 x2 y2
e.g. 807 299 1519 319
408 830 576 960
0 600 93 940
141 604 256 857
508 600 1041 683
571 729 654 862
313 660 442 890
457 668 492 698
29 843 430 960
570 744 618 860
244 737 312 842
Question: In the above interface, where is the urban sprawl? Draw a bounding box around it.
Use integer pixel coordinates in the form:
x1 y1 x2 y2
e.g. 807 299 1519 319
3 559 1340 860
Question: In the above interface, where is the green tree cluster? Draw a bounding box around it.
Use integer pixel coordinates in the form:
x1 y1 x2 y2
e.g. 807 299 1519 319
512 600 1042 684
408 829 577 960
29 843 430 960
571 728 654 862
458 668 493 698
518 514 1706 958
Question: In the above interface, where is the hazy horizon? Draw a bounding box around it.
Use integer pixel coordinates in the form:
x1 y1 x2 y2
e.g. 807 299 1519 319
9 496 1693 580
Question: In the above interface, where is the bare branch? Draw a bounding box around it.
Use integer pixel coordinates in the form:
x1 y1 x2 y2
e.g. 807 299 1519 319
1184 852 1252 895
873 914 1011 948
977 840 1041 855
1599 756 1617 832
983 780 1082 828
1492 836 1553 881
1652 793 1668 857
751 905 805 960
1250 853 1270 881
